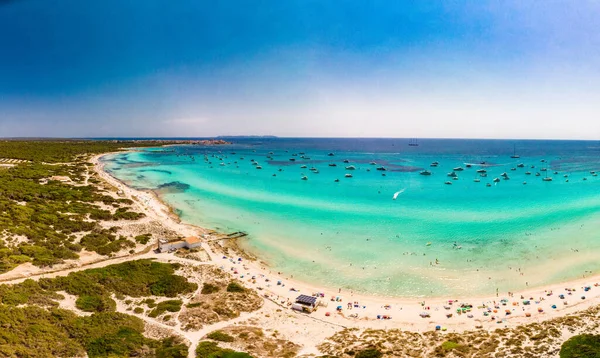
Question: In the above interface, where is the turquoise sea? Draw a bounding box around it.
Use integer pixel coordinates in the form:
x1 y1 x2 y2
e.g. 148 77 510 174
102 138 600 298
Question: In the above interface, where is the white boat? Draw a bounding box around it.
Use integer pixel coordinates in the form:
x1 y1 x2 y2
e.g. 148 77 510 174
345 174 353 178
493 178 500 183
444 181 452 185
453 167 464 171
345 165 356 170
370 162 377 165
376 166 387 171
517 163 525 168
301 165 307 168
474 178 481 182
301 175 308 180
543 177 553 182
447 172 457 177
430 161 439 167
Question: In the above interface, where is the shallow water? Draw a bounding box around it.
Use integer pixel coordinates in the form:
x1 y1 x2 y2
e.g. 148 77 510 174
103 138 600 297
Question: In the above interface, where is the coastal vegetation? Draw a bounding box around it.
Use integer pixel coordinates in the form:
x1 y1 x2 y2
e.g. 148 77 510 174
0 260 194 357
560 334 600 358
195 341 252 358
0 140 200 273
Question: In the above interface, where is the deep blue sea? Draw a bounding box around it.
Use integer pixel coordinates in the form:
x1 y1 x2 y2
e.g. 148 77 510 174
102 138 600 297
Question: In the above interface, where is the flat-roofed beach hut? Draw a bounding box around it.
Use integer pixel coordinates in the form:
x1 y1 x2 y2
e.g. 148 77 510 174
292 294 318 313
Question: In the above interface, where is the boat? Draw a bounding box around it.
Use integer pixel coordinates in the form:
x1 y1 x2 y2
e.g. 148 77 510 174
465 164 472 168
301 175 308 180
345 165 356 170
474 178 480 182
501 172 509 177
328 163 337 167
409 138 419 147
219 163 225 166
525 171 531 175
540 168 547 172
486 183 492 187
447 172 457 177
256 166 262 169
517 163 525 168
345 174 353 178
553 171 558 174
564 174 569 178
523 181 527 185
370 162 377 165
328 153 335 156
343 159 350 163
493 178 500 183
376 166 387 171
593 173 598 177
430 161 439 167
334 179 340 182
419 170 432 176
453 167 464 171
476 169 487 173
289 158 296 161
452 177 459 180
511 167 516 171
381 173 386 176
510 144 520 158
543 177 553 182
535 172 541 177
591 171 596 174
272 174 276 177
583 177 588 181
444 181 452 185
301 165 307 168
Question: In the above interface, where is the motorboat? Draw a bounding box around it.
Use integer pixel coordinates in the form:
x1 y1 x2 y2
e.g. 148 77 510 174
420 170 432 176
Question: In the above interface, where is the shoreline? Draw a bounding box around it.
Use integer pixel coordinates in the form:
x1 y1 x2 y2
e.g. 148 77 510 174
94 149 600 332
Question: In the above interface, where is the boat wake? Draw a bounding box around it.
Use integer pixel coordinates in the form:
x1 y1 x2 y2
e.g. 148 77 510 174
393 189 406 200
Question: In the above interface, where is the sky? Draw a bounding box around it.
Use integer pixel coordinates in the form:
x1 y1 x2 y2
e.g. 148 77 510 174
1 0 599 139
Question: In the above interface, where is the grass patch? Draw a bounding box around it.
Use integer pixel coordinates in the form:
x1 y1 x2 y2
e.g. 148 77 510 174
207 330 235 343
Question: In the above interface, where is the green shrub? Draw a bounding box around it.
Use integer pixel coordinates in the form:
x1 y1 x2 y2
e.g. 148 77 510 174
75 294 116 312
226 282 245 293
195 341 253 358
148 300 183 318
201 283 220 294
560 334 600 358
134 234 152 244
207 331 235 343
133 307 144 314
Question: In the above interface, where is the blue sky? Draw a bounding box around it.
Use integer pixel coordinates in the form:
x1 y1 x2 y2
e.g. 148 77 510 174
1 0 599 138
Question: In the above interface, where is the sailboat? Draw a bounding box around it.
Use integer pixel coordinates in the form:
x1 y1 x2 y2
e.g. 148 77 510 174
408 138 419 147
510 144 520 159
542 163 552 181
